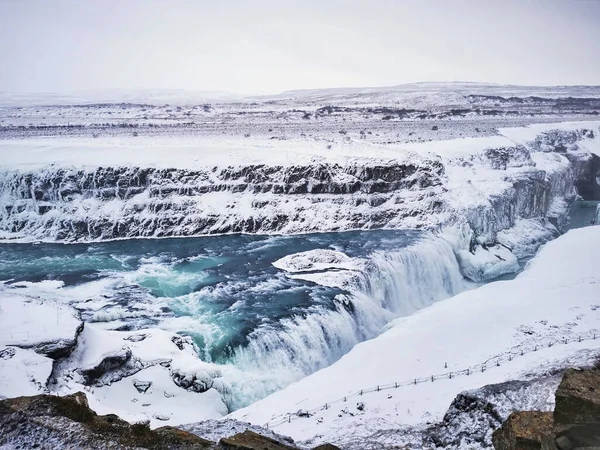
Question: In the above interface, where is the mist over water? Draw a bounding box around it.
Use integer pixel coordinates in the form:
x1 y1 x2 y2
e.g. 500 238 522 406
0 230 468 409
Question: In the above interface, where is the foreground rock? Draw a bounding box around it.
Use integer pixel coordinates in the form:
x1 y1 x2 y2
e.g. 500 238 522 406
219 430 299 449
0 392 217 449
553 368 600 449
492 411 554 450
423 377 560 449
492 368 600 450
0 392 340 450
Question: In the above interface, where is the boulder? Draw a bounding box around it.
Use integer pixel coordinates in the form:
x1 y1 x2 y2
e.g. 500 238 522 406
79 347 136 384
554 368 600 429
554 368 600 449
219 430 298 450
178 418 297 448
492 411 555 450
492 368 600 450
133 380 152 394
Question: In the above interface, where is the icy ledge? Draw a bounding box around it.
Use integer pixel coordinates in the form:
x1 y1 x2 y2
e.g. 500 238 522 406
0 291 229 427
228 225 600 448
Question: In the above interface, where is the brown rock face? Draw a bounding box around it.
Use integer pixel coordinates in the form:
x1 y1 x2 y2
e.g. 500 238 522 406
554 368 600 429
219 430 298 450
493 368 600 450
553 368 600 450
492 411 555 450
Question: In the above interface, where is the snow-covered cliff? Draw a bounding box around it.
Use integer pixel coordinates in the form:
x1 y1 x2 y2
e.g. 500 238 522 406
0 123 598 248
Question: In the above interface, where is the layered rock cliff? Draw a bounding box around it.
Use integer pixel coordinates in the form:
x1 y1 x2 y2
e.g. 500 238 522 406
0 126 598 244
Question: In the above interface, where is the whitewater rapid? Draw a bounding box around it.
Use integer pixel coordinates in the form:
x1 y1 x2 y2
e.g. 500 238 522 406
222 235 466 408
0 229 472 410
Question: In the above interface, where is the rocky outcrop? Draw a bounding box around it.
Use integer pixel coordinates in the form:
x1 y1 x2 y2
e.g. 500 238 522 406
492 411 555 450
31 321 84 360
555 368 600 427
0 128 596 244
0 392 218 449
79 348 143 385
0 127 597 248
492 369 600 450
566 152 600 201
219 430 298 450
553 369 600 449
218 430 342 450
0 295 85 361
0 392 341 450
421 376 561 449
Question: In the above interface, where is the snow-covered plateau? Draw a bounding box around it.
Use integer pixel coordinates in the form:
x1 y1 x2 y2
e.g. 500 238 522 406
1 84 600 449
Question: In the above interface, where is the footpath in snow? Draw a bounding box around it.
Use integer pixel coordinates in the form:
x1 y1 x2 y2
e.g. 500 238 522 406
230 225 600 446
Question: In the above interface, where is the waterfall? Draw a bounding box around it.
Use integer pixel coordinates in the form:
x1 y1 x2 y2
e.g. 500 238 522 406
219 235 466 410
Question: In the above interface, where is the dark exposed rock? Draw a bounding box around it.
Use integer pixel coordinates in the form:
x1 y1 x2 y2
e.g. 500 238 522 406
0 392 345 449
133 380 152 394
492 368 600 450
171 335 196 352
33 322 85 360
219 430 297 450
0 347 16 360
79 348 138 385
554 368 600 430
492 411 555 450
432 390 502 448
422 377 561 449
0 128 597 248
570 153 600 200
0 158 446 241
179 419 298 449
0 392 218 449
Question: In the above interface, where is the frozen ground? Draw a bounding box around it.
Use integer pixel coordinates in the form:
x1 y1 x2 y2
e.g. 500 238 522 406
1 82 600 143
229 226 600 448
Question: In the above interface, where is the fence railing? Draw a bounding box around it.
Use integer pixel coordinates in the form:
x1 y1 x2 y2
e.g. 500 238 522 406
263 330 600 429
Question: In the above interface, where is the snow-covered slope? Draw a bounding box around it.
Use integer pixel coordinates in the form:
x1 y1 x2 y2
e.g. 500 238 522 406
229 225 600 448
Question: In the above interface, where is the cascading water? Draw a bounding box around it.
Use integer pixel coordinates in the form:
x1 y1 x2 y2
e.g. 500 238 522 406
219 235 466 410
0 229 468 411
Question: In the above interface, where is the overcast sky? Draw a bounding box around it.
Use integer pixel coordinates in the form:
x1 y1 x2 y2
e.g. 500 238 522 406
1 0 599 95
